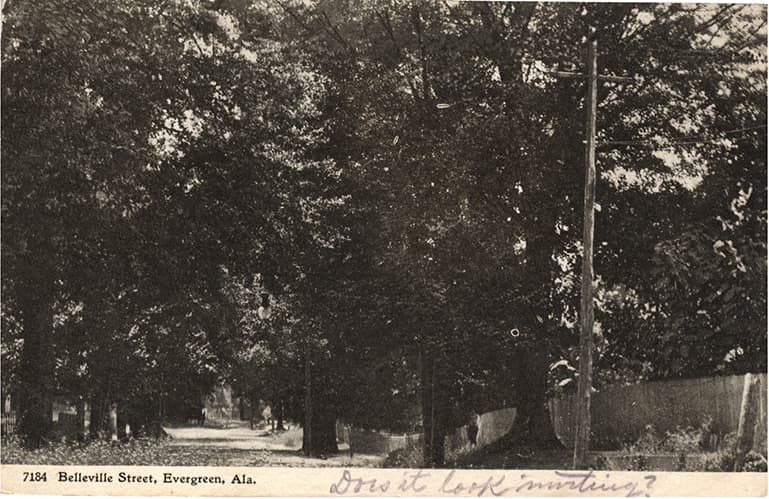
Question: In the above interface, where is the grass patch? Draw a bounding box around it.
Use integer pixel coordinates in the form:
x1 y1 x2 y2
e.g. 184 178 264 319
382 438 572 470
1 437 273 466
597 419 768 471
449 443 572 470
382 440 423 468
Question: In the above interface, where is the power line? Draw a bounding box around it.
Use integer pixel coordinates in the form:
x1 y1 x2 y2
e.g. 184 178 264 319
599 124 767 148
601 136 756 150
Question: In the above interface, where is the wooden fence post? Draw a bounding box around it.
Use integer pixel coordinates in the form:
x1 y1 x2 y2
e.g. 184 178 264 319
734 374 761 471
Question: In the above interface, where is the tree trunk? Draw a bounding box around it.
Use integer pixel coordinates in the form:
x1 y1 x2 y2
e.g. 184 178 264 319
303 348 313 454
512 196 561 448
302 350 338 456
313 405 338 454
76 398 90 441
16 284 54 449
302 397 338 456
420 348 433 465
90 397 103 438
421 346 448 467
512 352 561 447
276 400 286 431
430 360 448 467
250 395 258 430
90 395 112 439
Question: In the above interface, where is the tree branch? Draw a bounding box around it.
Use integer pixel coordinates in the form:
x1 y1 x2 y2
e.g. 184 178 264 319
320 10 351 51
273 0 316 36
376 9 402 56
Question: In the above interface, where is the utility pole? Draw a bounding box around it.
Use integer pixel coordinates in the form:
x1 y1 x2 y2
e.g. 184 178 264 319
573 34 598 470
548 29 633 469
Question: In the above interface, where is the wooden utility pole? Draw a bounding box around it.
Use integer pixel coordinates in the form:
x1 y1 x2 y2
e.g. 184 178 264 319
548 29 633 469
573 34 598 470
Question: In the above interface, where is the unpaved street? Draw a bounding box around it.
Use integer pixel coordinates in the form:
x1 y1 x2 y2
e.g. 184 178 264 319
163 421 383 467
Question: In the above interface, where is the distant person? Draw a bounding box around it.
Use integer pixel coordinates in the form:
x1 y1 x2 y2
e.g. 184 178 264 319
201 407 207 426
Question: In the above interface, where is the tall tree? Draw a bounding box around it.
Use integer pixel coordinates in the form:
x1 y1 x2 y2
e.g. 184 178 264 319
2 0 345 447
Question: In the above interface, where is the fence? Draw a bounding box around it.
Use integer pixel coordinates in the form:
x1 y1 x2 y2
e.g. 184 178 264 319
1 412 16 439
549 373 767 451
341 407 518 456
446 407 517 454
336 424 421 455
344 374 767 457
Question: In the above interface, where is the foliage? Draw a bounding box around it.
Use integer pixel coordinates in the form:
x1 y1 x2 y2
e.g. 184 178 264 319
0 438 268 466
701 448 768 472
2 0 347 447
615 424 767 472
591 3 768 381
257 1 767 455
2 0 765 456
382 439 423 468
623 420 716 455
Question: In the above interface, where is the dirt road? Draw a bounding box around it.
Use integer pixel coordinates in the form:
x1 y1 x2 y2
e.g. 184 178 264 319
163 421 383 467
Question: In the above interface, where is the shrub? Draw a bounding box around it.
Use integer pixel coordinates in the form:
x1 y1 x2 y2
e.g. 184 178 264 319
624 424 663 454
446 442 476 463
623 426 768 472
743 451 769 472
382 440 422 468
702 449 768 472
624 417 716 455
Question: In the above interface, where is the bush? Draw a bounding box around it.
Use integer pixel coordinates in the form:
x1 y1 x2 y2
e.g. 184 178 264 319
702 449 768 472
446 443 476 464
624 417 716 455
620 422 767 472
743 452 769 472
383 440 482 469
382 440 422 468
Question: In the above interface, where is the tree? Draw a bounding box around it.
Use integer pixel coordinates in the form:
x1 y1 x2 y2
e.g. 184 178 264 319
2 0 346 448
587 3 767 383
5 0 763 462
254 0 575 463
3 0 184 445
253 0 766 463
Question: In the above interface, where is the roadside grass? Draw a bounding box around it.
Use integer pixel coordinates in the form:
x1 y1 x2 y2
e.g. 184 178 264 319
1 425 381 467
382 437 573 470
446 441 768 471
276 427 302 449
255 426 303 449
448 444 572 470
442 420 768 472
0 435 275 466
